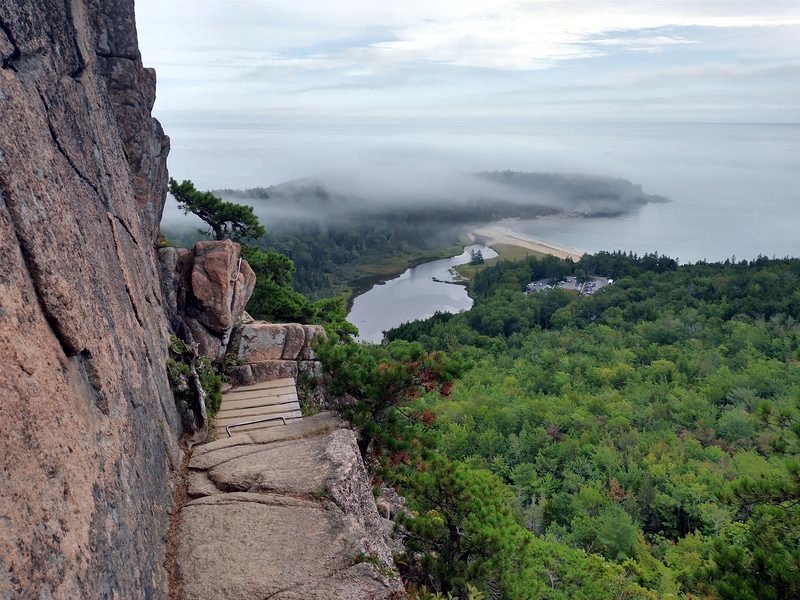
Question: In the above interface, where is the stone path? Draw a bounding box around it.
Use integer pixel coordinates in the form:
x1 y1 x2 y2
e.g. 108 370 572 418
178 413 405 600
214 378 302 438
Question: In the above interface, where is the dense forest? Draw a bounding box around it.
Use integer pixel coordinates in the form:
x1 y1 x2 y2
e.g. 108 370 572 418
320 252 800 599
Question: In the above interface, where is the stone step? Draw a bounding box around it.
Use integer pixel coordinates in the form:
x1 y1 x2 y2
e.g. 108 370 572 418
224 378 296 394
218 397 298 414
220 392 298 412
219 416 303 435
215 407 303 426
220 386 296 402
214 377 302 438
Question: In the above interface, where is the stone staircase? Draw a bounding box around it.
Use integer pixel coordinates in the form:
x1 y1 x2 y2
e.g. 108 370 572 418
214 378 302 438
174 307 403 598
178 413 405 599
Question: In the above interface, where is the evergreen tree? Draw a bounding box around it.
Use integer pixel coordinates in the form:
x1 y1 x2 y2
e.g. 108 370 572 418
169 178 265 241
469 249 485 265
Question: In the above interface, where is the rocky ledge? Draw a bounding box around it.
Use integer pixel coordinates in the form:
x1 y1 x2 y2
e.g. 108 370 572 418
177 413 405 599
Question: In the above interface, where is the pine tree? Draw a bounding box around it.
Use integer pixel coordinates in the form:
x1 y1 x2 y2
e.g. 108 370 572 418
169 178 265 241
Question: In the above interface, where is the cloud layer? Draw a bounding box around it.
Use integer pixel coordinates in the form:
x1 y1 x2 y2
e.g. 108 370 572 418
136 1 800 188
137 0 800 120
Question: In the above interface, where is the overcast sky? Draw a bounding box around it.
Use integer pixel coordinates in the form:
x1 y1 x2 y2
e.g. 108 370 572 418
135 1 800 187
137 1 800 120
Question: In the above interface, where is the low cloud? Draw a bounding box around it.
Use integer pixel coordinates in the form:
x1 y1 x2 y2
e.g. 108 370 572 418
205 163 668 234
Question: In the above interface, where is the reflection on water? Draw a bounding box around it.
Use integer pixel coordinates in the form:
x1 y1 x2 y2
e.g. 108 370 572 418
348 245 497 343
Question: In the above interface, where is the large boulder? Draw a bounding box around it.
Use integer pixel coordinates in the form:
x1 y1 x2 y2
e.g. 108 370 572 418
230 323 326 364
300 325 326 360
158 240 257 360
189 240 256 335
250 360 300 382
231 361 301 387
282 323 307 360
299 360 324 380
158 246 193 327
233 322 288 362
185 318 224 360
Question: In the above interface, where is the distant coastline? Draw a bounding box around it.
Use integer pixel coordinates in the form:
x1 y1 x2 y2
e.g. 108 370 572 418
471 224 585 261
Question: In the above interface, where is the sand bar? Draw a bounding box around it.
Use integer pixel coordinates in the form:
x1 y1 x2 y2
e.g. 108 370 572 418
472 225 585 261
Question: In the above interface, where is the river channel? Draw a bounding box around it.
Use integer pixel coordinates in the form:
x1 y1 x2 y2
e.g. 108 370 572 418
347 244 497 343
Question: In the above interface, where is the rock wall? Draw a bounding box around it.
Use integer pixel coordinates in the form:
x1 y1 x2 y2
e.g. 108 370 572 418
230 321 325 378
0 1 180 597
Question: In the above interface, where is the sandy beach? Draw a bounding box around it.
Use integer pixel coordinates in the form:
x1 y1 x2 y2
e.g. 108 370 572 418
471 225 585 261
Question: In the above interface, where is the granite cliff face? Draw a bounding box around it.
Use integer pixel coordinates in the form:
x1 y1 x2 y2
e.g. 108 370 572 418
0 1 179 597
0 3 403 599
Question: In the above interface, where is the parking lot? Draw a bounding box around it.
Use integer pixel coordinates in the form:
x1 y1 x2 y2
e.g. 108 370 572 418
525 275 613 296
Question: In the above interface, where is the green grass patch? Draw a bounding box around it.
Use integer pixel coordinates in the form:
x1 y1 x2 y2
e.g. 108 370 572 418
454 243 545 281
359 245 465 276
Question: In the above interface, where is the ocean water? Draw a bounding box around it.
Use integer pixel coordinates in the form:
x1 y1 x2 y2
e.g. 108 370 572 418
496 123 800 262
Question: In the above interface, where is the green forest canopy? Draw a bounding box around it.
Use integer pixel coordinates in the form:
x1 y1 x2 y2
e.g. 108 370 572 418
324 251 800 599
